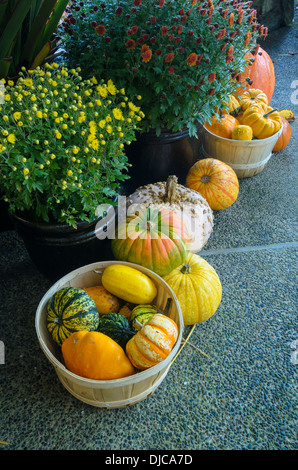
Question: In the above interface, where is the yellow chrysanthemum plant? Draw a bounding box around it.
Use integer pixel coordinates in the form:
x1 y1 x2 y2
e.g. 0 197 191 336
0 63 144 227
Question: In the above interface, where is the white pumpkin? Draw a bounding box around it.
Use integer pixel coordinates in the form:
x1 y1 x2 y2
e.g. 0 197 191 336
126 175 213 253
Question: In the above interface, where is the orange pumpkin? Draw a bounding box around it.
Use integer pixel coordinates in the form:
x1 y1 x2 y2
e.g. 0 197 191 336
273 117 292 152
235 47 275 104
61 330 135 380
111 207 190 277
204 113 239 139
186 158 239 211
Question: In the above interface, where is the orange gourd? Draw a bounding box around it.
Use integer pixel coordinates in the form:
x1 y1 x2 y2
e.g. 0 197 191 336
204 113 239 139
61 330 135 380
125 314 178 370
186 158 239 211
235 47 275 103
273 117 292 152
83 285 120 315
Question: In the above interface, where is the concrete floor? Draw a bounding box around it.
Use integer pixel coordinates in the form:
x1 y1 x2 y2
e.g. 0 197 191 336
0 10 297 451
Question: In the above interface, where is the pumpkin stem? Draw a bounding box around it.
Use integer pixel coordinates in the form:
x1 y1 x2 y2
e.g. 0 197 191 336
263 108 278 119
180 263 191 274
200 174 210 184
165 175 178 203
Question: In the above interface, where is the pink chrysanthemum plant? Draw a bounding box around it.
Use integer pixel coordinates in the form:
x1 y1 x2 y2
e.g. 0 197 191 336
60 0 267 136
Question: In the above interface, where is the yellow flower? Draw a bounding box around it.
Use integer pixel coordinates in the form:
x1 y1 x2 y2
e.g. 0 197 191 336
106 125 113 134
62 124 68 130
98 119 106 128
7 134 16 144
91 76 98 84
55 131 62 139
97 85 108 98
63 113 69 119
0 144 6 152
23 78 33 87
113 108 124 120
30 95 37 101
13 111 21 121
78 112 86 123
17 121 23 127
67 170 73 176
107 79 117 95
36 111 43 118
2 115 8 121
128 102 140 112
4 94 10 101
23 168 29 175
90 139 99 150
72 147 80 154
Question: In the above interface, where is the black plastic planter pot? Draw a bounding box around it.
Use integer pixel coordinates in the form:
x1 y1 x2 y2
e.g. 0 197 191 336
123 125 203 194
10 205 117 282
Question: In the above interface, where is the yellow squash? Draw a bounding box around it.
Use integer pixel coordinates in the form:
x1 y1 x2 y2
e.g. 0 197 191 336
163 253 222 325
101 264 157 305
242 104 282 139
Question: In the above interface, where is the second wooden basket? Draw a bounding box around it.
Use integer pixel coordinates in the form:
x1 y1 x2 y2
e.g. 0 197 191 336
35 261 184 408
202 124 283 178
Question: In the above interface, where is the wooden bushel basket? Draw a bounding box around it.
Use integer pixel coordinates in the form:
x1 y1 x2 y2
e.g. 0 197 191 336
35 261 184 408
202 124 283 179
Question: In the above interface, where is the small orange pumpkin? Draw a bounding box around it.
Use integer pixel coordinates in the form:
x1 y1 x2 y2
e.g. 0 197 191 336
186 158 239 211
273 117 292 152
61 330 135 380
125 314 178 370
204 113 239 139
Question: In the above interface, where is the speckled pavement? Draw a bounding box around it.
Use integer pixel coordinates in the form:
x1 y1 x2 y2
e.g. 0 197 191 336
0 12 297 452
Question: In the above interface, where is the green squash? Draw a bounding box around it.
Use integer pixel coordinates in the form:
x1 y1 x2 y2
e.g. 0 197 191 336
47 287 99 346
97 313 135 348
130 304 159 332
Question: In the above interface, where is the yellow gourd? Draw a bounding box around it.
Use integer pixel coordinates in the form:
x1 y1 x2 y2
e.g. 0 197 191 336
232 124 253 140
240 88 268 111
101 264 157 305
163 253 222 325
242 104 282 139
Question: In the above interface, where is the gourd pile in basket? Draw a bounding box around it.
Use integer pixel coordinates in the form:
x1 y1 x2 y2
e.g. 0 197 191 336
205 88 292 148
